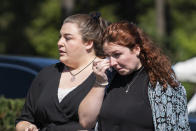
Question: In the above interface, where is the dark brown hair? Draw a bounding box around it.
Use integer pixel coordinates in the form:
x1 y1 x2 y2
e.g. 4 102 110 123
102 21 179 88
63 13 109 57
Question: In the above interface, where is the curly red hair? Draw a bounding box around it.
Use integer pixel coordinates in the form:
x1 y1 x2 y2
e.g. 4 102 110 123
102 21 179 88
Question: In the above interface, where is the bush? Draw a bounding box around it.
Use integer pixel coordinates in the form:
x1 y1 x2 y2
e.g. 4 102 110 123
182 82 196 101
0 96 24 131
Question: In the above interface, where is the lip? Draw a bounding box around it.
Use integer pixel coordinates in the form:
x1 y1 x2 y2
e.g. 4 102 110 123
58 50 66 56
115 67 123 71
59 50 66 53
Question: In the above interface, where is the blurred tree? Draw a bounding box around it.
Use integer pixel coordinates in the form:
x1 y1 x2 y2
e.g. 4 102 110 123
73 0 120 25
0 0 61 58
0 0 41 56
0 0 195 61
156 0 166 37
137 0 196 62
169 0 196 61
25 0 61 58
61 0 75 21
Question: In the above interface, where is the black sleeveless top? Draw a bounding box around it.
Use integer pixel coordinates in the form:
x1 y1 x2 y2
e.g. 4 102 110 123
98 67 154 131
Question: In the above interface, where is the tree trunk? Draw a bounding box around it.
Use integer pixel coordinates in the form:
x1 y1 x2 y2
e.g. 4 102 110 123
61 0 75 21
155 0 166 37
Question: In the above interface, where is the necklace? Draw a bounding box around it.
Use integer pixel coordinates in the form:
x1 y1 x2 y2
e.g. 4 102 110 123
125 66 144 93
68 57 96 82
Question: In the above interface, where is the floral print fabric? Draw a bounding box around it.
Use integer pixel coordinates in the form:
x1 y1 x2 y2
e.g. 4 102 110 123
148 82 190 131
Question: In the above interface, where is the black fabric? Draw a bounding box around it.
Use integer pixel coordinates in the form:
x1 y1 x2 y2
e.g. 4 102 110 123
98 67 154 131
16 62 96 131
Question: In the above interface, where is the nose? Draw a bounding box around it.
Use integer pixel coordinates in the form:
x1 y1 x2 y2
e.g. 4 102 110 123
57 37 64 47
110 57 117 67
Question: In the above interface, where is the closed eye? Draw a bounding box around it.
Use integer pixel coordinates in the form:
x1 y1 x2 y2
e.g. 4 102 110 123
63 34 72 41
65 37 71 41
112 53 121 58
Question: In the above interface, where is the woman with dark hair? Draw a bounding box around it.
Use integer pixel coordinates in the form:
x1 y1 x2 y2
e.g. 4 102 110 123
15 13 108 131
79 21 190 131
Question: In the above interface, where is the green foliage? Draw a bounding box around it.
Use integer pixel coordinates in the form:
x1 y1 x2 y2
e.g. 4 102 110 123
0 12 14 31
136 0 196 63
26 26 59 58
0 97 25 131
182 82 196 101
0 43 6 54
99 4 119 23
137 7 176 61
25 0 61 58
169 2 196 61
138 8 157 40
0 0 61 58
171 29 196 61
1 0 195 62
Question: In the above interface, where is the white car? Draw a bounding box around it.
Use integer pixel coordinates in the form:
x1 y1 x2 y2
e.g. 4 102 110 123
173 57 196 130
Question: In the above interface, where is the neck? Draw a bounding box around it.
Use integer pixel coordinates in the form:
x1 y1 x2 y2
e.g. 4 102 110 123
68 55 96 71
136 62 142 70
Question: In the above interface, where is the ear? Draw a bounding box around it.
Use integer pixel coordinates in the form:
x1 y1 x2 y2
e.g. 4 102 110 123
84 40 94 50
132 45 141 56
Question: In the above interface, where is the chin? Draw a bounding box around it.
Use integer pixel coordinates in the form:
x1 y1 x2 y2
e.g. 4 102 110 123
118 69 134 76
117 70 128 76
59 56 68 63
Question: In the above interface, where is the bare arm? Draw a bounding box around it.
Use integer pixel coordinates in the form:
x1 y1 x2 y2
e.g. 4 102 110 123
16 121 38 131
78 85 105 128
78 58 110 128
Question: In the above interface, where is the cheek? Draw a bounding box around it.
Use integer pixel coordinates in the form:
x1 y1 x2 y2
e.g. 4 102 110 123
67 42 79 51
120 55 138 67
69 44 85 56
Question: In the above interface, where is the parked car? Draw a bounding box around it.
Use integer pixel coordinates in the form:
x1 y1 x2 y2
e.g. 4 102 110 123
0 55 58 98
189 113 196 131
188 93 196 131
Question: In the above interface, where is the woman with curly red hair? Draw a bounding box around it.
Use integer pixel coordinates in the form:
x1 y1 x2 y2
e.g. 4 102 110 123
79 21 190 131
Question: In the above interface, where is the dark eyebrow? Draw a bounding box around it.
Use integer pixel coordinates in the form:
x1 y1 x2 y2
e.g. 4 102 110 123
105 50 119 56
111 50 120 54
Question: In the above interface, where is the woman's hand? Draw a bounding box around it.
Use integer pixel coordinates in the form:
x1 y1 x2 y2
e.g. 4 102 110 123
25 124 39 131
93 58 110 86
16 121 38 131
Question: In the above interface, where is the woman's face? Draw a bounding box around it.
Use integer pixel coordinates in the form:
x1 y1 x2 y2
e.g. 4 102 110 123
103 42 142 75
57 23 87 66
